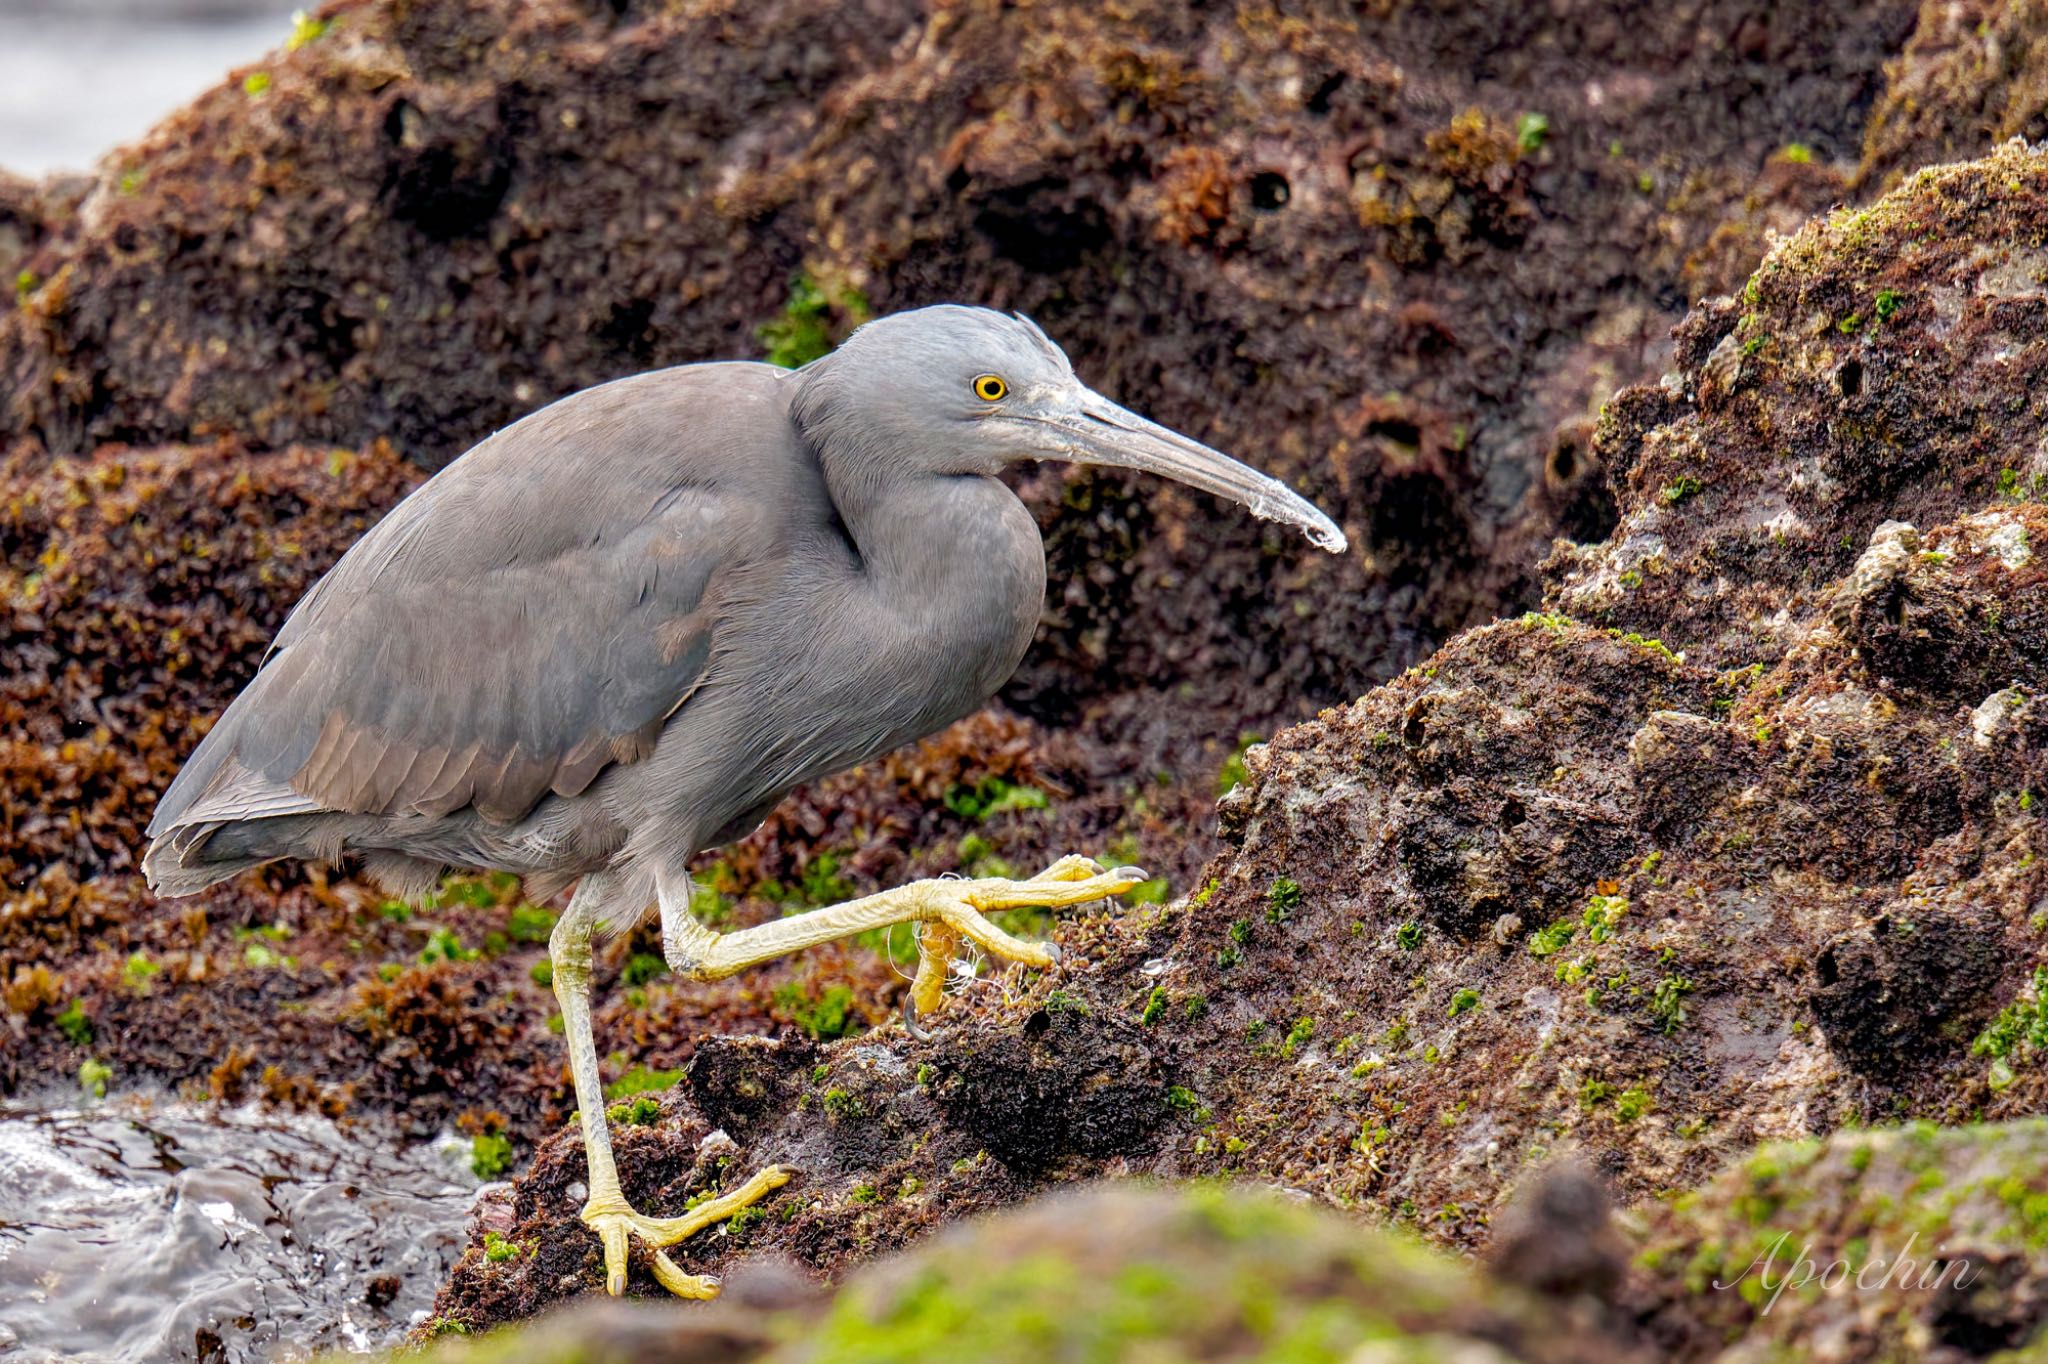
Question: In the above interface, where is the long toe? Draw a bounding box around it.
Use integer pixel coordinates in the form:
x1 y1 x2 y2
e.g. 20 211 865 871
579 1166 795 1297
651 1253 721 1300
965 866 1150 912
592 1215 631 1297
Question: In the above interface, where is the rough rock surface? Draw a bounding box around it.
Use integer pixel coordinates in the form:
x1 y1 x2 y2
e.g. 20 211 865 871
410 1182 1638 1362
401 1121 2048 1361
426 138 2048 1346
3 3 2048 1353
1625 1119 2048 1362
0 0 1922 759
0 0 1958 1155
1859 0 2048 190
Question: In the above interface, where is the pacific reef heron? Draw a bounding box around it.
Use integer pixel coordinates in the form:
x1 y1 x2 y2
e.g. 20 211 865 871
143 304 1346 1297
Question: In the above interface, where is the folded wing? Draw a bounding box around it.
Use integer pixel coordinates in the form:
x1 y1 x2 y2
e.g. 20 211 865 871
148 368 781 842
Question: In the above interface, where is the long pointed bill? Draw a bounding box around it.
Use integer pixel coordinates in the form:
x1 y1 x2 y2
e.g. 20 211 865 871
1032 392 1348 554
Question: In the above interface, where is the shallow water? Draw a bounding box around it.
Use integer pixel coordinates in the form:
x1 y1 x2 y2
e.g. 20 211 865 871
0 1097 477 1363
0 1 298 176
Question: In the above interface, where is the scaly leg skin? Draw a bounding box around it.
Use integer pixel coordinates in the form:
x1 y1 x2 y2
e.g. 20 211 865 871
658 855 1146 1016
550 874 794 1298
905 854 1112 1032
546 853 1140 1295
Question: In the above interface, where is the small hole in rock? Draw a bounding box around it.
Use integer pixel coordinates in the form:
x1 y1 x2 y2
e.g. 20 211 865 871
1366 416 1423 453
1306 72 1345 115
1249 172 1290 212
1838 358 1863 398
1549 437 1579 485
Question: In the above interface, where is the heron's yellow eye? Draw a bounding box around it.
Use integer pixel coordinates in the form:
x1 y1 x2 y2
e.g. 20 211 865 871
972 374 1009 402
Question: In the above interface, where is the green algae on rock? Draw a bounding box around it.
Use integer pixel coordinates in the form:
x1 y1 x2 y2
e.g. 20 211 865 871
1625 1119 2048 1360
412 134 2048 1334
0 0 1931 762
402 1182 1637 1361
8 1 2048 1348
3 0 1986 1184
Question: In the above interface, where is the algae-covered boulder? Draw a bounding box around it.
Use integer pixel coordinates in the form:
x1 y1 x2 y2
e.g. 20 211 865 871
1625 1119 2048 1361
0 0 1927 755
0 0 1970 1156
0 2 2043 1358
0 437 416 898
413 1127 2048 1361
1859 0 2048 191
410 1183 1637 1363
426 135 2048 1325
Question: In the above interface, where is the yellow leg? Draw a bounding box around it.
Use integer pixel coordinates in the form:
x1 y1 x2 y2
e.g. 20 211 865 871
659 854 1142 985
551 872 794 1298
552 853 1141 1297
907 855 1108 1023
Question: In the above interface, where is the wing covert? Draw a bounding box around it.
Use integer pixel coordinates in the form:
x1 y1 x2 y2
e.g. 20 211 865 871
154 364 792 832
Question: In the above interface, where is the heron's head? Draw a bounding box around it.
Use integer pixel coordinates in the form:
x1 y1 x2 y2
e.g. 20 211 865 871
791 305 1346 554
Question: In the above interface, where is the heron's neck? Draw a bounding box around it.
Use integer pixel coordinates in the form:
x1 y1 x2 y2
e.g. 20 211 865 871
829 460 1029 590
793 378 1044 656
813 439 1044 692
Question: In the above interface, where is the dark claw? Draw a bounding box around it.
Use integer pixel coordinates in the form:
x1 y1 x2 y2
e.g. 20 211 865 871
901 993 933 1041
1112 865 1149 884
1041 941 1064 964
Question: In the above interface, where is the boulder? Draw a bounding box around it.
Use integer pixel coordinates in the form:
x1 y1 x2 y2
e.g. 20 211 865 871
428 137 2048 1330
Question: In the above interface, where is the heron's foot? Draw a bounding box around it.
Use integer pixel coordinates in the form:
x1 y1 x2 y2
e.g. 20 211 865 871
581 1164 795 1298
905 855 1147 1030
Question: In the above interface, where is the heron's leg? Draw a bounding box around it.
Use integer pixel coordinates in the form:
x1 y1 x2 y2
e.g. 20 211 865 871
907 856 1104 1015
657 855 1144 990
551 874 792 1299
909 920 964 1018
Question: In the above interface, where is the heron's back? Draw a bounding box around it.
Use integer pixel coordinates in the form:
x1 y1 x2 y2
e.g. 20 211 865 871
144 361 837 898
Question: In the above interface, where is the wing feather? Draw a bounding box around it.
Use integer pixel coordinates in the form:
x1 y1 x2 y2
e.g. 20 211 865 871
149 364 795 838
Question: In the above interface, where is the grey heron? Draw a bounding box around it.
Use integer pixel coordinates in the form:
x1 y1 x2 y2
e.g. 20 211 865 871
143 304 1346 1297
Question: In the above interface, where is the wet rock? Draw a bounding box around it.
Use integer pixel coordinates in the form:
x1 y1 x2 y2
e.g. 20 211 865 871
0 435 418 925
1807 906 2006 1081
2 0 2000 1189
686 1036 815 1142
933 1005 1172 1175
8 5 2048 1354
0 0 1937 766
1859 0 2048 191
1626 709 1749 844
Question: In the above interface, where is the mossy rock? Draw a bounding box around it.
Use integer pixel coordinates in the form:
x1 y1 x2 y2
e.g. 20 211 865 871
396 1182 1631 1363
1626 1119 2048 1360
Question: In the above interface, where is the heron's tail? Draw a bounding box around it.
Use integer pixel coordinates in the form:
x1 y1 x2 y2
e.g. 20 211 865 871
143 726 323 897
141 822 267 897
